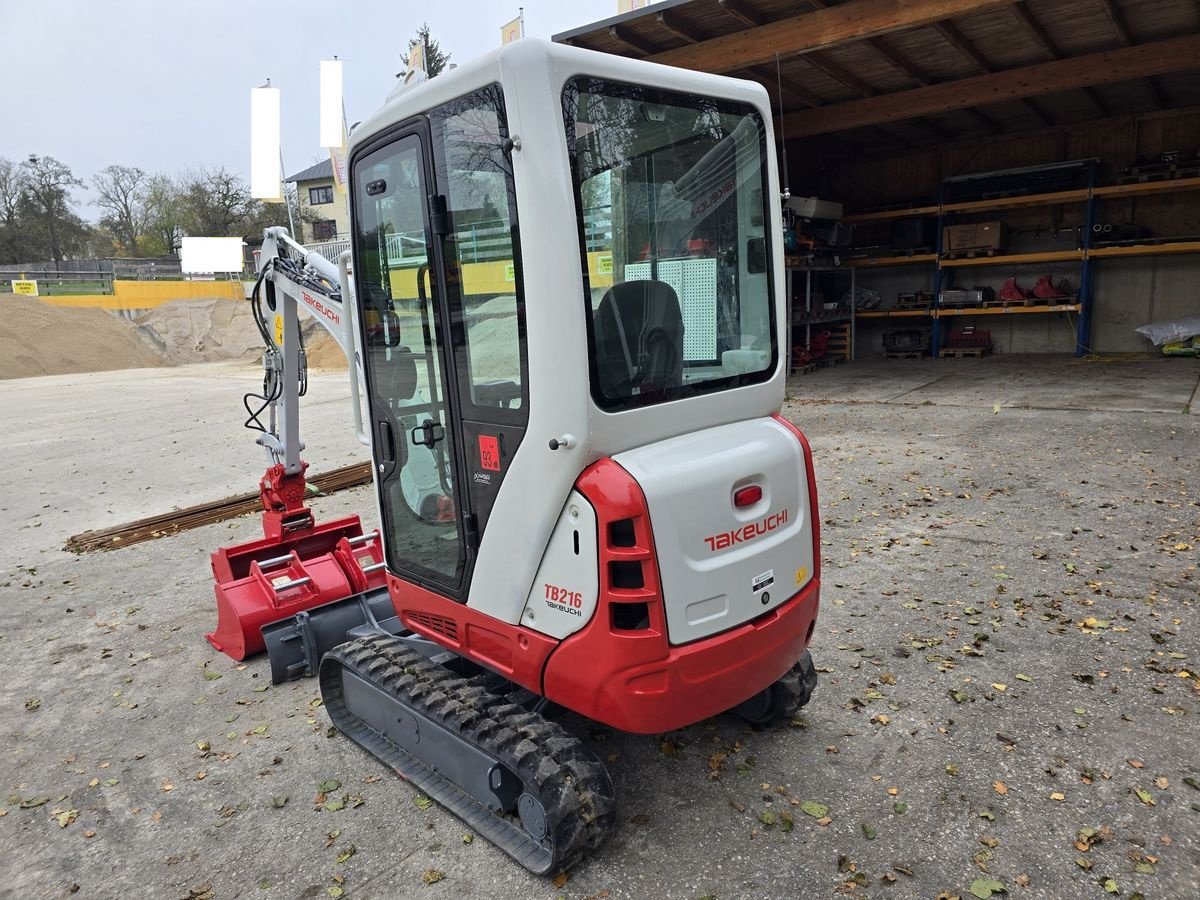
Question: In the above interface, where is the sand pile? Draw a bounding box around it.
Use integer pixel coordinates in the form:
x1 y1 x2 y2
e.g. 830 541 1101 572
0 294 165 379
0 292 521 381
303 327 349 370
135 298 263 364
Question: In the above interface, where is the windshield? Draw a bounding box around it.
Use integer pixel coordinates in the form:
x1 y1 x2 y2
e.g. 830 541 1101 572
563 77 775 411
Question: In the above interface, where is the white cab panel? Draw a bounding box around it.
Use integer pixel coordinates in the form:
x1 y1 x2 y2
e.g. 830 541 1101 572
519 491 599 639
615 418 814 645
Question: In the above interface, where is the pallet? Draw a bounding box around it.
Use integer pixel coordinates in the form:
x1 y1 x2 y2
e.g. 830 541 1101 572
982 294 1078 308
940 346 990 358
884 350 926 359
942 247 998 260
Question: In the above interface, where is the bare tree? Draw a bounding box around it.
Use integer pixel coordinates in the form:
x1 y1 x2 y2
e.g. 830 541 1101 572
0 157 20 226
92 164 147 255
0 157 23 262
178 167 259 236
18 154 88 262
142 173 185 256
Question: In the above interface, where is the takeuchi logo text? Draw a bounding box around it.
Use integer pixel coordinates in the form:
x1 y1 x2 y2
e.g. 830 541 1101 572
704 509 788 552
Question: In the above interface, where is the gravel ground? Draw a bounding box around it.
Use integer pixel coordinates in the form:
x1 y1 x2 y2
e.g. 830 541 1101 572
1 355 1198 900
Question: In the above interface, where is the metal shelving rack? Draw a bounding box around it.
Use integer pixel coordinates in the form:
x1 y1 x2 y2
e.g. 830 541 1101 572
842 168 1200 357
784 261 856 372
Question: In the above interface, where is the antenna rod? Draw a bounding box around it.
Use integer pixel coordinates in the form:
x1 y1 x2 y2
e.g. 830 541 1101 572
775 53 790 199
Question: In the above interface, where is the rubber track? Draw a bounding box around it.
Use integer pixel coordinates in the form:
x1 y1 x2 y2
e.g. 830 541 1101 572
737 650 819 726
320 634 616 875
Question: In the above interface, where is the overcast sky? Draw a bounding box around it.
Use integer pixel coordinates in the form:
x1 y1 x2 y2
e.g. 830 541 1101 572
1 0 621 215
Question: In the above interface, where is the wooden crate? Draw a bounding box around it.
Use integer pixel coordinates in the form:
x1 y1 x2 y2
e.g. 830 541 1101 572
823 322 851 364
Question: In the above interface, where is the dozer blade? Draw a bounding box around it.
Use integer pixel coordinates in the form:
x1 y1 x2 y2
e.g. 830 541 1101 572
261 587 399 684
320 634 616 875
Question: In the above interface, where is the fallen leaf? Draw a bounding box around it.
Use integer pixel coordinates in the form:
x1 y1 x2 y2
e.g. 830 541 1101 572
1134 787 1155 806
552 872 568 888
1154 776 1169 790
1015 673 1032 682
462 833 474 844
317 780 341 794
862 823 878 840
413 795 433 811
1128 759 1144 769
1050 792 1065 802
800 800 829 818
993 781 1008 796
815 815 832 827
969 876 1006 899
336 845 356 864
991 683 1007 692
422 869 445 885
327 888 344 899
54 809 79 828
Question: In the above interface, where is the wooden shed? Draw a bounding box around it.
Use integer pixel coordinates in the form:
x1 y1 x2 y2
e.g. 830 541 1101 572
554 0 1200 359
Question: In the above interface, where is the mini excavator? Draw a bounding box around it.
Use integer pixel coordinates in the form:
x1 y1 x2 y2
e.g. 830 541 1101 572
208 39 820 874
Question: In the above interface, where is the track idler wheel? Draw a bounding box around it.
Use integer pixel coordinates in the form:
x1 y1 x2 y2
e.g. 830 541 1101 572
733 650 818 727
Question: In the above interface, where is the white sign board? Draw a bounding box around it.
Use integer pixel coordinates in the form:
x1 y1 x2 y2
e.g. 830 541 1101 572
181 237 246 274
250 85 282 200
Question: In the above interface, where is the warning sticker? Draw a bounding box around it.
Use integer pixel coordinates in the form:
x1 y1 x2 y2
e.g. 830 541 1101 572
752 569 774 593
478 434 501 472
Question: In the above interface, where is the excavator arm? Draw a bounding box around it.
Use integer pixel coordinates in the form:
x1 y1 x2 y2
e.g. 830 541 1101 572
205 226 388 661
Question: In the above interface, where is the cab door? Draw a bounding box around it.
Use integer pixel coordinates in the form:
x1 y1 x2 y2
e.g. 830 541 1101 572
351 125 472 597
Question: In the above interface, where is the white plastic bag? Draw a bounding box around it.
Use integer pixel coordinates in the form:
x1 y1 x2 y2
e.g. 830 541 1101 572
1135 317 1200 346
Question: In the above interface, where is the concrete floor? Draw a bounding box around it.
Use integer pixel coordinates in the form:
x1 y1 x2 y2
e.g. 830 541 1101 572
1 355 1198 899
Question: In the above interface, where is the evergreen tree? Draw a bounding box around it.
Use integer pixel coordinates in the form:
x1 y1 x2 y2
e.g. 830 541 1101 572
408 24 451 77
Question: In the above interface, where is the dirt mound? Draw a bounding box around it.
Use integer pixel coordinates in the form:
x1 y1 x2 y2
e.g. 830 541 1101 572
0 294 165 379
303 326 349 370
135 298 262 364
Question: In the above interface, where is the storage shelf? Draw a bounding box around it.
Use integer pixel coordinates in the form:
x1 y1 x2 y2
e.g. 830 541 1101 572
940 249 1084 268
843 176 1200 223
936 303 1081 316
842 205 939 224
856 309 932 318
1088 240 1200 259
940 188 1090 215
793 314 852 326
1092 176 1200 200
846 253 938 268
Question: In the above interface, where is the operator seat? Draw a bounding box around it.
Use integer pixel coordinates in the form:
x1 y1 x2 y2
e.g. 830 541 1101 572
593 279 683 401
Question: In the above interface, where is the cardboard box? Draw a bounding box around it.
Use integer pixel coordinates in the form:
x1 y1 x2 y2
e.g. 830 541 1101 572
942 221 1005 252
